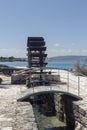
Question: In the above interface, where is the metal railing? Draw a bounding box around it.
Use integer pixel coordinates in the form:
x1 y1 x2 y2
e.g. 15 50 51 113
11 65 87 98
44 67 87 97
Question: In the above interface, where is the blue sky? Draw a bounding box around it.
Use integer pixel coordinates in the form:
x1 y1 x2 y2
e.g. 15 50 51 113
0 0 87 57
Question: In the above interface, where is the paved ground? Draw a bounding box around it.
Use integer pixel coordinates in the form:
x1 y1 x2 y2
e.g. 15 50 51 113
0 84 38 130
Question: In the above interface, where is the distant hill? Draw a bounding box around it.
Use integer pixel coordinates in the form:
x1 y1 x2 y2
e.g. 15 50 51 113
48 56 87 61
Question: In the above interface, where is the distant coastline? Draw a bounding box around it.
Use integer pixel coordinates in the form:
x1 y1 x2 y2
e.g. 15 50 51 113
0 56 87 70
0 56 27 62
0 55 87 62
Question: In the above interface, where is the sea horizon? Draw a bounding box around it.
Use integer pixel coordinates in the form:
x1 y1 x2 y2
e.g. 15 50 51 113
0 58 87 70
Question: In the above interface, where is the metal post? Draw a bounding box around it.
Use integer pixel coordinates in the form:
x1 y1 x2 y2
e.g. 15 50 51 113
50 85 52 90
58 69 59 75
67 71 69 92
78 76 80 96
33 85 34 93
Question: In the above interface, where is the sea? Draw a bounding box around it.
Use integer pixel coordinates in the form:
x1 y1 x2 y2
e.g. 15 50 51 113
0 59 87 70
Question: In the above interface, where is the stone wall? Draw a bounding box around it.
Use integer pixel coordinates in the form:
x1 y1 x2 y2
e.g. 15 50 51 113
54 94 65 122
73 101 87 130
45 74 60 82
11 73 28 84
54 94 76 130
54 94 87 130
0 66 23 75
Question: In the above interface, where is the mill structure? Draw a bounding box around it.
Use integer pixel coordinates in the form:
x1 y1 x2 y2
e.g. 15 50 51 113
27 37 48 86
27 37 47 68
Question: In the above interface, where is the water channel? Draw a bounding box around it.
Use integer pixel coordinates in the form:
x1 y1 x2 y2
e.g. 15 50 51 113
32 104 66 130
29 93 76 130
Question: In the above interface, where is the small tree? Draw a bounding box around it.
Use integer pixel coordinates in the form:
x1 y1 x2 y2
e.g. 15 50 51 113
74 60 81 73
73 60 87 76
